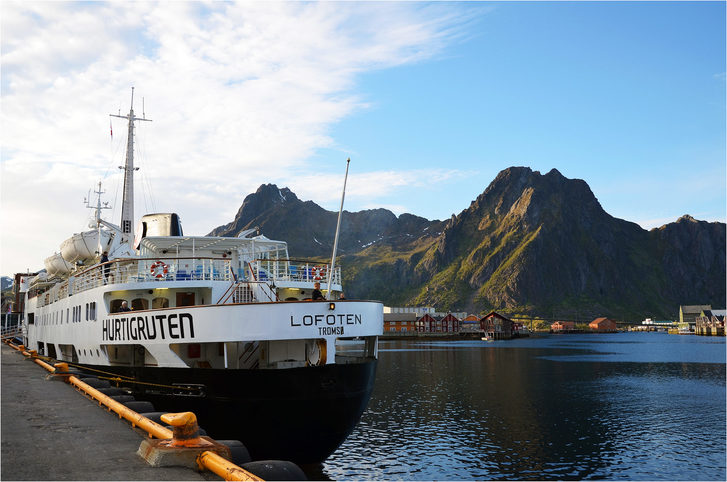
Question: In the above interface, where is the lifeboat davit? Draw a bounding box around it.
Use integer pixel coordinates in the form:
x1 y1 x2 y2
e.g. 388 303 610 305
44 253 72 277
60 229 112 264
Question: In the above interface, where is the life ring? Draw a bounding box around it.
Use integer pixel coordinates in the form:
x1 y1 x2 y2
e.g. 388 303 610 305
312 265 327 281
150 261 168 279
306 339 327 366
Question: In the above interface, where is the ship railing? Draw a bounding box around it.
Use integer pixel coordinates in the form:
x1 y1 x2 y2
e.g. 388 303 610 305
250 258 342 285
64 257 234 298
134 257 234 283
0 323 22 339
34 280 67 308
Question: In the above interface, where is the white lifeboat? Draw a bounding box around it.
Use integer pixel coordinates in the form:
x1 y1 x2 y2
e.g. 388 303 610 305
44 252 72 277
60 229 112 264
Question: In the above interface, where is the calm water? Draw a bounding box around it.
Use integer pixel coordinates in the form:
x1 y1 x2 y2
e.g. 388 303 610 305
321 332 726 480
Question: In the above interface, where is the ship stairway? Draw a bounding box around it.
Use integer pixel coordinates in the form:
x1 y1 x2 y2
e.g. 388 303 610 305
216 282 255 304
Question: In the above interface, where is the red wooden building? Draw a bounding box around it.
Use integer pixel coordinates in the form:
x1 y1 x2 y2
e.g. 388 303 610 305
589 317 618 332
416 313 437 332
551 321 575 332
383 312 418 333
440 313 461 333
480 311 514 339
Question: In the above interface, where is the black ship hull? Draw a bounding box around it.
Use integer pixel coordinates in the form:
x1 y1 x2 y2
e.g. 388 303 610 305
80 360 377 464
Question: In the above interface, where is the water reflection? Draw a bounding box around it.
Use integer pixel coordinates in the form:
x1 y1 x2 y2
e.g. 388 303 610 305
322 333 725 480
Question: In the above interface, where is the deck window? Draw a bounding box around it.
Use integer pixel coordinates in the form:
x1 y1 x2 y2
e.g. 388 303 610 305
132 298 149 311
152 297 169 309
110 299 125 313
176 292 195 307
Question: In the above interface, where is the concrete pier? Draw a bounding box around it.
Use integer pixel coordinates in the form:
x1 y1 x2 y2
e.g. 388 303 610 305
1 342 214 481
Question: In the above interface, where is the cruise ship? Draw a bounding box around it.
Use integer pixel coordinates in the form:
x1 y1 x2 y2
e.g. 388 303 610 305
18 90 383 463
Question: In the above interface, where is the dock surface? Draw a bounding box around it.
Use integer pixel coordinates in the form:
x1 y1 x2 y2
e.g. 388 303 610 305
1 342 213 481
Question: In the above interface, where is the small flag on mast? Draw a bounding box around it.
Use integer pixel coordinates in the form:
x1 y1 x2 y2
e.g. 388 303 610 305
110 120 113 138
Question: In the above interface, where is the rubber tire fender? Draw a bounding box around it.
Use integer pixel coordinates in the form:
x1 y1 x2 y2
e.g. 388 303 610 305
216 440 252 465
139 411 169 424
96 387 128 396
241 460 307 481
122 400 155 413
80 377 112 388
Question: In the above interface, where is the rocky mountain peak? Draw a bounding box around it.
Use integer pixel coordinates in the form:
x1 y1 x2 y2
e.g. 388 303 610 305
250 184 298 206
676 214 698 224
208 184 301 238
209 183 442 258
205 168 725 318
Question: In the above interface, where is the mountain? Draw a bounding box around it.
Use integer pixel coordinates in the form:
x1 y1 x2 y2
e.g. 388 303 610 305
407 167 725 319
209 184 444 259
209 168 726 320
1 276 13 291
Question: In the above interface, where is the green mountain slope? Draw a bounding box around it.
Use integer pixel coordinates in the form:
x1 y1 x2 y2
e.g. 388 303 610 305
209 168 725 320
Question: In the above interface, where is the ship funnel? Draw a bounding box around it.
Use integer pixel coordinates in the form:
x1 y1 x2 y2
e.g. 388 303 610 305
133 213 183 249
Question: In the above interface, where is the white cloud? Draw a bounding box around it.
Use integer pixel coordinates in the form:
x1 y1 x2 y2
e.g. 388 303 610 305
283 167 468 208
0 1 473 274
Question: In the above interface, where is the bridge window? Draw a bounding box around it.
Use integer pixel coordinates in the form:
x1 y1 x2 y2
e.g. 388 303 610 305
110 299 125 313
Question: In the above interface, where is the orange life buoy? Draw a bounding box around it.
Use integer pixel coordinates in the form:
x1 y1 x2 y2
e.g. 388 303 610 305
312 265 327 280
306 339 327 366
150 261 168 279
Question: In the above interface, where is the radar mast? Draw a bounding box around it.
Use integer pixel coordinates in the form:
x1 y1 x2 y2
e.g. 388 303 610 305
110 87 151 244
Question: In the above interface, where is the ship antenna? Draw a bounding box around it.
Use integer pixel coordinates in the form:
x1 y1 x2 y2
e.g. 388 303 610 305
86 181 113 256
86 181 112 224
327 157 350 299
109 87 152 245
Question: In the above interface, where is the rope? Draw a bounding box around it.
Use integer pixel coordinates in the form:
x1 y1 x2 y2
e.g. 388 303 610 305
33 356 136 380
96 376 200 392
32 355 198 392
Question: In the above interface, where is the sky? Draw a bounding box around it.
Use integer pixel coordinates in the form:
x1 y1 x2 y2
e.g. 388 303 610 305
1 1 725 276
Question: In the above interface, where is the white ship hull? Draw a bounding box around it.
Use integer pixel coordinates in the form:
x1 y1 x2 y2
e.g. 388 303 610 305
25 278 381 368
22 247 382 463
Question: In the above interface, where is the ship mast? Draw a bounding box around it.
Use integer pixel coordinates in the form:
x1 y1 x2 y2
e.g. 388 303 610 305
110 87 151 244
327 158 350 299
85 181 112 225
85 181 112 255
